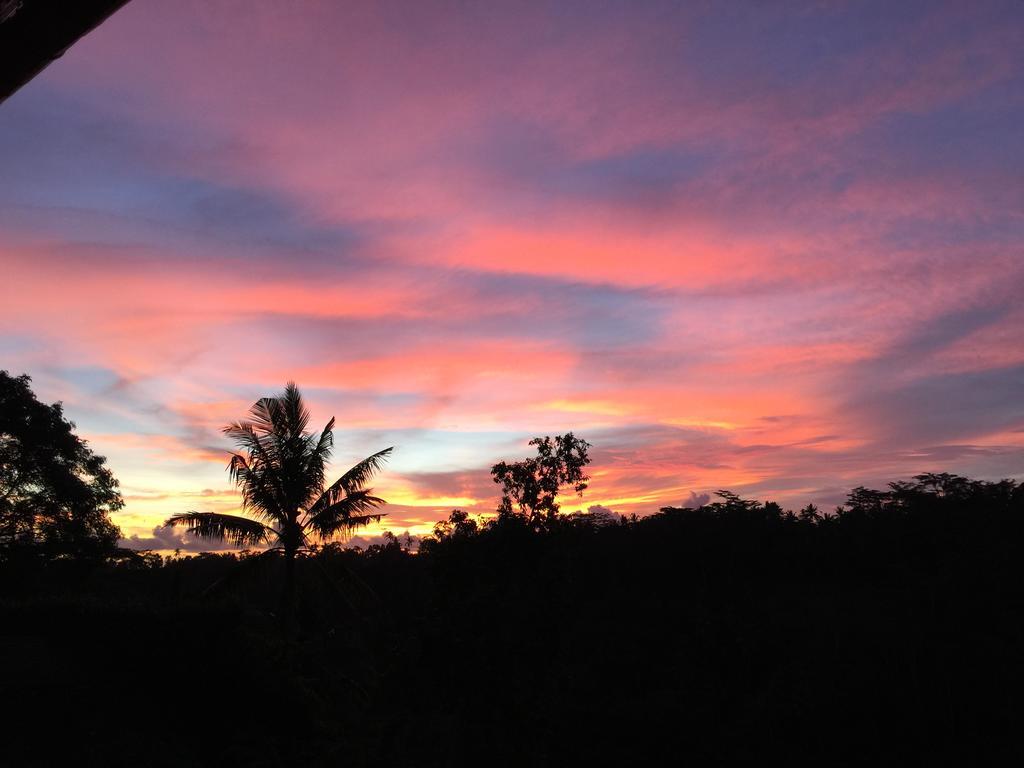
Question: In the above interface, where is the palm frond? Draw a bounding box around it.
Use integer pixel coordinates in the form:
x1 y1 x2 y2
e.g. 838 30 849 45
164 512 275 547
241 384 309 440
337 446 394 491
280 381 310 439
310 417 335 464
334 513 386 528
222 422 289 522
307 447 393 519
299 417 334 503
245 396 280 436
223 421 279 468
227 452 250 484
304 488 387 539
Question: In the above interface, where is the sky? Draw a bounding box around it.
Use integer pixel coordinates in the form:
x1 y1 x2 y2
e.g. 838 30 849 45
1 0 1022 550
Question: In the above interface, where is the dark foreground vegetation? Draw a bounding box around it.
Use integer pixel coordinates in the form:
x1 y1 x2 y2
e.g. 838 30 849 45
4 373 1024 764
4 473 1024 766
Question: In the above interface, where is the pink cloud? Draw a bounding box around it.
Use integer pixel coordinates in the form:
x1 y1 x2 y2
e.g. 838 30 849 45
2 0 1021 541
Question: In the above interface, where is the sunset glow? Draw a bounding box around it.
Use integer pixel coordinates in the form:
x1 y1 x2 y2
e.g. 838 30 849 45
2 0 1022 550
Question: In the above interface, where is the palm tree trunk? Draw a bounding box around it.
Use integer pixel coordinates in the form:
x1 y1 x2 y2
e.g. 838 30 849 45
281 545 297 643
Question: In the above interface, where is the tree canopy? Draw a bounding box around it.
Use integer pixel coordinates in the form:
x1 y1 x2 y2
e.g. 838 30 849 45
0 371 122 558
490 433 591 530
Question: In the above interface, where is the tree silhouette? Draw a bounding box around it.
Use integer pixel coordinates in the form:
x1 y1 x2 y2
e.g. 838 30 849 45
164 382 392 629
0 370 122 558
432 509 479 541
490 433 591 530
9 466 1024 764
798 503 821 523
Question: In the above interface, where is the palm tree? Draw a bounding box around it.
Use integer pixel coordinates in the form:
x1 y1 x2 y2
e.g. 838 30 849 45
164 382 392 632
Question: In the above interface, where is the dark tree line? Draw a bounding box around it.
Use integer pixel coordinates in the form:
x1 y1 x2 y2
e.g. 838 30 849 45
4 373 1024 765
5 468 1023 765
392 472 1024 766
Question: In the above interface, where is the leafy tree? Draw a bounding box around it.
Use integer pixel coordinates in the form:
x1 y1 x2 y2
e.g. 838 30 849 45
490 433 591 530
708 490 760 515
0 371 122 558
841 486 888 516
838 473 1021 519
164 383 392 628
423 509 479 549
